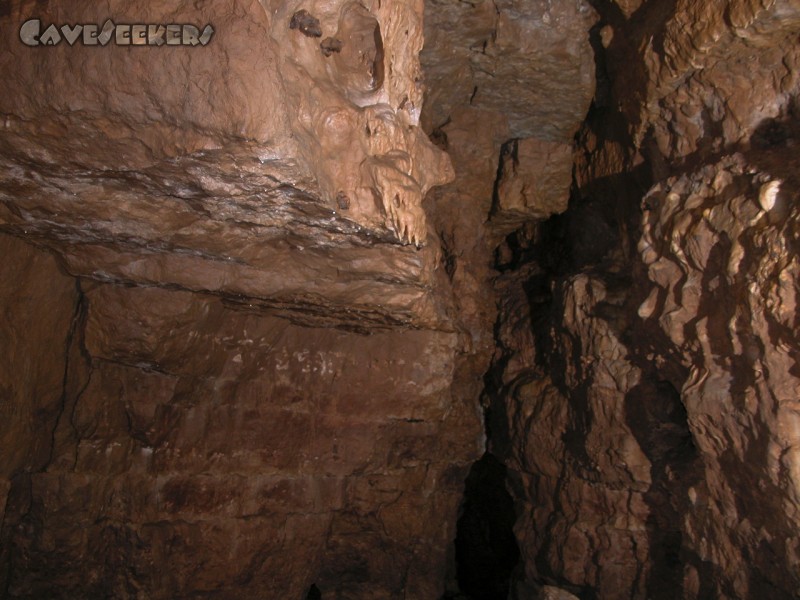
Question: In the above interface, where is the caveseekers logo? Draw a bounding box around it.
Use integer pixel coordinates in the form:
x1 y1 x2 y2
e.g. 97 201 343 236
20 18 214 47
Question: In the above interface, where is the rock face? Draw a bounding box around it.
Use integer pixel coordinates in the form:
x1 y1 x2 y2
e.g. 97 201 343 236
491 0 800 598
0 1 483 598
638 153 800 598
3 0 800 597
0 0 453 329
0 235 79 590
0 239 483 598
421 0 597 140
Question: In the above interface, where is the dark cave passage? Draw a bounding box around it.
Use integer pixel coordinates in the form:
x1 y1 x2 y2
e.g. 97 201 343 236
448 452 520 600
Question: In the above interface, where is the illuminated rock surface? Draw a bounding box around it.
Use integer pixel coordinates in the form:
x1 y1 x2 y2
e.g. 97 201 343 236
1 0 800 598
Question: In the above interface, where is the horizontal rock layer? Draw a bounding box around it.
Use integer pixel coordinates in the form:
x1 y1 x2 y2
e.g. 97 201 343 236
0 238 484 598
0 0 454 330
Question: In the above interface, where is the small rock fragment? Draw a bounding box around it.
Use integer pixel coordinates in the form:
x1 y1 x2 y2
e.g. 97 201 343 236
335 191 350 210
600 25 614 48
320 37 343 57
289 10 322 38
758 179 781 212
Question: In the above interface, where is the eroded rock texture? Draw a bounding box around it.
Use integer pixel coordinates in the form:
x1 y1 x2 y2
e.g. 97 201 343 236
0 0 453 329
4 0 800 597
491 0 800 598
0 240 483 598
418 0 599 596
0 1 483 598
639 153 800 598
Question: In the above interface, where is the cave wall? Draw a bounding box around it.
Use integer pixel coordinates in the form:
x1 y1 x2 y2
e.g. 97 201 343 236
2 0 800 597
490 0 800 598
0 239 483 598
0 0 454 328
0 235 79 593
0 1 485 597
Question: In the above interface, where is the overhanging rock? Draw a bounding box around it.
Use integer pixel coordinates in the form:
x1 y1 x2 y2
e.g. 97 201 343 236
0 0 454 330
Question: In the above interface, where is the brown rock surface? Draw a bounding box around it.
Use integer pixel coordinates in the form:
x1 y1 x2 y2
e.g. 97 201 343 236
421 0 597 140
3 0 800 597
638 152 800 597
0 2 484 597
0 235 79 592
0 0 453 329
5 282 483 598
493 137 574 233
490 1 800 598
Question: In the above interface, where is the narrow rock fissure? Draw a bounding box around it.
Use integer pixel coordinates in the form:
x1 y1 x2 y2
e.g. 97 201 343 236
624 380 701 599
447 452 520 600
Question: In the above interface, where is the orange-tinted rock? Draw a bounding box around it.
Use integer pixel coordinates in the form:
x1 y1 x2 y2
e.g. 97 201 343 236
493 1 800 598
0 0 453 330
4 0 800 596
6 283 483 598
638 152 800 597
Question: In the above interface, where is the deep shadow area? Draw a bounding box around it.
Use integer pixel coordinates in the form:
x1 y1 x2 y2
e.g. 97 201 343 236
624 379 702 599
451 453 520 600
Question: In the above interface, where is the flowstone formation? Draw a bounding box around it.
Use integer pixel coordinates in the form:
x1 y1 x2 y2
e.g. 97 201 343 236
0 0 452 329
487 0 800 598
277 0 454 247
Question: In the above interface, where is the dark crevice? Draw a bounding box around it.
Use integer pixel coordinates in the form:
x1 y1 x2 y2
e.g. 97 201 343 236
448 453 520 600
49 280 90 467
624 379 701 599
0 472 32 599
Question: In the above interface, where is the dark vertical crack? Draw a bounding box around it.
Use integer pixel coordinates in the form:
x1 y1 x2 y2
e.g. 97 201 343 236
451 453 520 600
0 471 32 599
1 279 91 597
48 279 90 466
624 379 701 599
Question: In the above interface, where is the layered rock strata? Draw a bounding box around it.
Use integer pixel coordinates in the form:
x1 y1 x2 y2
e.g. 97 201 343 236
0 0 452 329
0 235 484 598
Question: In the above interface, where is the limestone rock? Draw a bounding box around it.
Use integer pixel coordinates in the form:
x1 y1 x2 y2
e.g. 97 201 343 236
492 137 574 232
494 267 656 600
493 2 800 598
0 0 453 330
539 585 581 600
421 0 597 140
602 0 800 162
638 153 800 597
5 281 483 598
